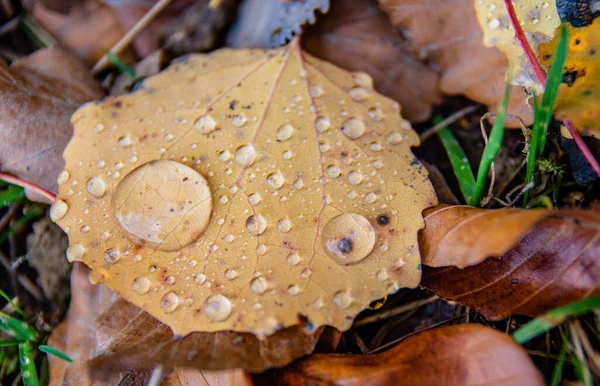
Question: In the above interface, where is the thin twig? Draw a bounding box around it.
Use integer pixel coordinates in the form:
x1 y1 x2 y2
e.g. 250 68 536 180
419 105 480 142
354 296 438 327
503 0 600 179
92 0 173 74
0 173 55 202
350 330 369 354
147 365 164 386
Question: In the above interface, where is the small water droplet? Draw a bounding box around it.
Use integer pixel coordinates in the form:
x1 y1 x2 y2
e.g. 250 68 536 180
86 176 107 198
377 270 388 281
315 117 331 132
161 291 180 313
370 142 382 152
225 269 237 280
326 165 341 179
80 225 90 233
387 132 405 145
218 150 232 162
66 244 84 262
250 276 268 295
246 215 267 235
365 192 377 203
286 252 300 266
104 248 120 263
232 115 247 127
300 268 312 279
488 18 501 29
118 136 133 147
224 234 234 243
276 124 294 141
194 273 206 284
349 87 369 101
287 285 300 296
166 276 176 285
256 244 267 255
368 107 383 121
234 145 256 167
194 115 218 134
333 291 353 309
277 217 292 233
282 150 292 159
248 193 262 205
348 171 363 185
266 172 285 189
50 199 68 222
341 118 366 139
204 294 232 321
310 85 324 97
352 72 373 88
96 160 106 168
293 177 304 190
57 170 70 185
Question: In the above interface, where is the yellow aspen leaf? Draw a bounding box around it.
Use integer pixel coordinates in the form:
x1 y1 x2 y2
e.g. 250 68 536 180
474 0 560 92
539 19 600 137
50 40 437 338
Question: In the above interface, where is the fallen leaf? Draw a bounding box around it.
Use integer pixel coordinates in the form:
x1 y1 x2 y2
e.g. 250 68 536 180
378 0 533 126
421 205 600 320
474 0 560 92
420 205 549 268
226 0 329 48
31 0 135 66
539 19 600 137
0 46 102 194
161 367 254 386
23 0 83 13
262 324 543 386
302 0 442 123
51 39 437 338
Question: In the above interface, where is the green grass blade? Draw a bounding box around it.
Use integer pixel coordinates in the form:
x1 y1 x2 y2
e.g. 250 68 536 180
473 83 510 206
102 49 136 80
437 126 476 205
0 340 20 347
550 334 568 386
0 312 37 342
513 295 600 344
571 350 592 386
0 185 24 208
38 345 73 363
18 342 39 386
0 289 26 319
539 25 568 154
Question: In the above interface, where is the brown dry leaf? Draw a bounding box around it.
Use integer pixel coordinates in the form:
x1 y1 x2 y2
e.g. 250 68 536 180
161 367 253 386
22 0 84 14
420 205 549 268
474 0 560 92
378 0 533 126
264 324 543 386
31 0 135 66
302 0 442 123
51 39 436 338
0 46 102 194
421 205 600 320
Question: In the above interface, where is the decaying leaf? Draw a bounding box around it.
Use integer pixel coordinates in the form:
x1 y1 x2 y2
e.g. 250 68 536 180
540 19 600 137
378 0 533 126
474 0 561 92
51 39 437 339
420 205 549 268
227 0 329 48
0 46 102 194
263 324 543 386
302 0 442 123
421 205 600 320
161 367 253 386
31 0 135 66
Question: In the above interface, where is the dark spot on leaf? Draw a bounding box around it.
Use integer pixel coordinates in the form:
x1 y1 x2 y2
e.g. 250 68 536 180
338 238 354 254
229 100 238 110
562 70 579 86
378 215 390 225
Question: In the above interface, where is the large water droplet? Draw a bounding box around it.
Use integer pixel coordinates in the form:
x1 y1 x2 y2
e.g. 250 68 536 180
86 176 107 198
352 72 373 88
57 170 70 185
321 213 376 265
347 171 363 186
161 291 180 313
66 244 84 262
315 117 331 132
266 172 285 189
204 294 232 322
286 252 300 266
248 193 262 205
194 115 218 134
276 124 294 141
277 217 292 233
246 215 267 235
111 160 212 251
50 199 68 222
326 165 341 179
333 291 353 309
348 87 369 101
133 276 151 294
250 276 268 295
341 118 366 139
234 145 256 167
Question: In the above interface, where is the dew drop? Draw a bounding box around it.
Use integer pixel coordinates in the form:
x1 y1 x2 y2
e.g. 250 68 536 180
333 291 353 309
118 136 133 147
204 294 232 322
50 199 68 221
276 124 294 141
256 244 267 255
218 150 232 162
86 176 107 198
349 87 369 101
287 285 300 296
266 172 285 189
246 215 267 235
488 18 501 29
387 132 405 145
104 248 120 264
282 150 292 160
310 85 324 97
347 171 363 185
341 118 366 139
232 115 247 127
248 193 262 205
194 115 218 134
234 145 256 167
224 234 234 243
368 107 384 121
165 276 176 285
377 270 388 282
322 213 376 265
80 225 90 234
277 217 292 233
315 117 331 132
57 170 70 185
326 165 341 179
161 291 180 313
250 276 268 295
352 72 374 88
96 160 106 169
93 123 105 133
194 273 206 284
293 178 304 190
286 252 300 266
300 268 312 279
132 276 150 295
66 244 84 262
225 269 237 280
365 192 377 204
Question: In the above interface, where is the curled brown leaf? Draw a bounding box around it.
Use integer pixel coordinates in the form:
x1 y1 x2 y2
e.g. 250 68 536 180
421 205 600 320
262 324 543 386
